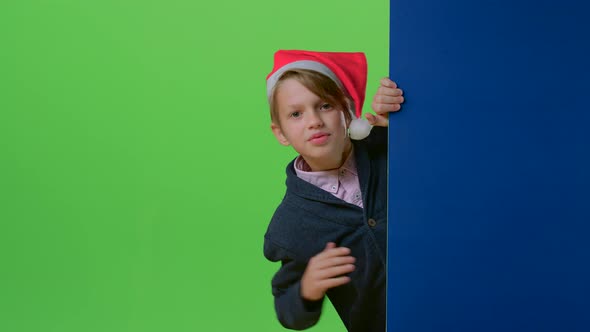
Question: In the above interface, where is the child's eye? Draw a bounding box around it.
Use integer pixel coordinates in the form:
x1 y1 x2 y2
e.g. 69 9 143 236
320 103 333 111
290 111 301 118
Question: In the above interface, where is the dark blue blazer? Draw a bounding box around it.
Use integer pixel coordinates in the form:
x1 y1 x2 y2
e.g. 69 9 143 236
264 127 388 331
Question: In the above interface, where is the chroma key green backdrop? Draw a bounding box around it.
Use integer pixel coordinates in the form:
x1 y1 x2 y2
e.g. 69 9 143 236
0 1 388 331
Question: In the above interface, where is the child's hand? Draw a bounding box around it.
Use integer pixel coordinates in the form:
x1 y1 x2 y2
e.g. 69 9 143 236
367 77 405 127
300 242 356 301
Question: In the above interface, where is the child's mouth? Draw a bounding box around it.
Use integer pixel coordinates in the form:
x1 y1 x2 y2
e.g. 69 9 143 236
309 133 330 145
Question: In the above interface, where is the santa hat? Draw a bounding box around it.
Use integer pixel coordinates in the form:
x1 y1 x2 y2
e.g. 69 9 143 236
266 50 373 140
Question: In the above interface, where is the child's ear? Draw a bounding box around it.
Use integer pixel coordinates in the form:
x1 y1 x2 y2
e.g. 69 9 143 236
271 123 290 146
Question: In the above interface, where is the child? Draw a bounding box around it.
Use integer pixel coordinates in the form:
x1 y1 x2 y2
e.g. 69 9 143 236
263 50 404 332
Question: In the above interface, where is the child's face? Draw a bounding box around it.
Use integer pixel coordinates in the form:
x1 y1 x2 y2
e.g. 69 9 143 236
271 78 352 171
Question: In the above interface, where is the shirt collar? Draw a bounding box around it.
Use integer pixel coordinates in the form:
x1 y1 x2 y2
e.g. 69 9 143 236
293 147 357 194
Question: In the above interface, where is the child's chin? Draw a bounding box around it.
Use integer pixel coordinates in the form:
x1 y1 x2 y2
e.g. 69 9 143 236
309 149 340 160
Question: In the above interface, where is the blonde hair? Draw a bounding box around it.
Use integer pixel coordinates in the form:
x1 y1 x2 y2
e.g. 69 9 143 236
269 69 352 125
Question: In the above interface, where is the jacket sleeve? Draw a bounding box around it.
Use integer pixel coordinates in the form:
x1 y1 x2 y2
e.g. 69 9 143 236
264 237 324 330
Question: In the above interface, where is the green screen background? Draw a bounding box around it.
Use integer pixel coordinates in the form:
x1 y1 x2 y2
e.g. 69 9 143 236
0 1 388 331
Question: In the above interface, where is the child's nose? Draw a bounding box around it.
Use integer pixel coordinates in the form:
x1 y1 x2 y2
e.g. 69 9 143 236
307 110 324 128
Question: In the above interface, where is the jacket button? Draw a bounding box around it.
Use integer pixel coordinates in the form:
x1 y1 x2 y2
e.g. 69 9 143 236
367 218 377 227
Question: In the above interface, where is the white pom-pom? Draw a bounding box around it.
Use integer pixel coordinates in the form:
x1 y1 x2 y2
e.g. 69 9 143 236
348 118 373 140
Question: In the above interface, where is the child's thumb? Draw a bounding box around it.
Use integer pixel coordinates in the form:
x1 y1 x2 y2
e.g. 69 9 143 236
366 113 389 127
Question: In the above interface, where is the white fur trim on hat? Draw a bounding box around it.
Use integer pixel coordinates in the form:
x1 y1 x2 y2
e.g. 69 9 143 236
266 60 344 98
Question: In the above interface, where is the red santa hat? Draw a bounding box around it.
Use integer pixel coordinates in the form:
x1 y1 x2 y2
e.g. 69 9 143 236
266 50 373 140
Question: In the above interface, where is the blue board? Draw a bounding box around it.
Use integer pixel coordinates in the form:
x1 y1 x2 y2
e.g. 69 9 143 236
387 1 590 331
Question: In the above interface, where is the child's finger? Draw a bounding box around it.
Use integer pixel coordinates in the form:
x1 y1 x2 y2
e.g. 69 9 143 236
316 264 356 280
371 101 402 114
375 95 404 104
377 86 403 97
380 77 397 89
312 255 356 270
311 246 351 264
